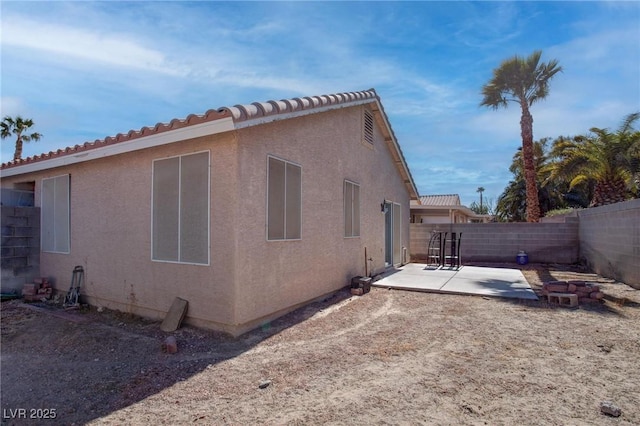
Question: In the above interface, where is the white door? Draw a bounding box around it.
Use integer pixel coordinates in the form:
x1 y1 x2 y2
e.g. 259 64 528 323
384 202 401 267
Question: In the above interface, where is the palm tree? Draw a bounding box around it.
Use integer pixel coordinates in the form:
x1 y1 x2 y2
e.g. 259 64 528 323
496 178 527 222
542 135 594 205
545 112 640 207
496 138 581 221
619 113 640 198
1 116 42 161
481 50 562 222
476 186 485 212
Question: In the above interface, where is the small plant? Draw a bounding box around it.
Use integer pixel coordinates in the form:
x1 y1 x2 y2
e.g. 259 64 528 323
545 208 577 217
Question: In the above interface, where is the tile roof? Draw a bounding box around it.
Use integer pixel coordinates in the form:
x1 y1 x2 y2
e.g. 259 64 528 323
0 88 418 200
419 194 461 206
221 89 377 123
1 89 378 170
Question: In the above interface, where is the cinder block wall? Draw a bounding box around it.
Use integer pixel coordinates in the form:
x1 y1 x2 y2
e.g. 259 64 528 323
1 206 40 293
577 199 640 288
410 220 579 265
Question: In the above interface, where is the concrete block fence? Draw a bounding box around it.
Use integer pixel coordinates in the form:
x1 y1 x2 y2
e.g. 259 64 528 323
577 199 640 288
1 206 41 293
409 199 639 288
410 220 579 265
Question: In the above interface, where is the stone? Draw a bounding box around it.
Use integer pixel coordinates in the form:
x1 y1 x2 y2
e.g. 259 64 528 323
590 292 604 300
163 336 178 354
350 288 364 296
600 401 621 417
160 297 188 332
22 283 37 294
597 344 612 353
567 283 577 292
259 380 272 389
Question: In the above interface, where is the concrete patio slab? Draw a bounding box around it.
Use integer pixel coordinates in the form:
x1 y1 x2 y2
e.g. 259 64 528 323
372 263 538 300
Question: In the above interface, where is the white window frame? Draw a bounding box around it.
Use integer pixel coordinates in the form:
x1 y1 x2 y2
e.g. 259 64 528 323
151 150 210 265
344 180 360 238
266 155 302 241
41 174 71 254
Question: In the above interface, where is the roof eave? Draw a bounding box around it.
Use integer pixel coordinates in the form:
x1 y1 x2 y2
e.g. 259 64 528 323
0 89 420 202
369 99 419 201
411 204 487 218
0 117 235 178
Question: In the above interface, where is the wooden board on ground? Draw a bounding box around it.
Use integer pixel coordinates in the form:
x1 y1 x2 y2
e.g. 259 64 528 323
160 297 188 332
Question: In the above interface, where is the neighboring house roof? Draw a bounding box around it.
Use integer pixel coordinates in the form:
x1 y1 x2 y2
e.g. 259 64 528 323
0 89 418 200
411 193 491 221
418 194 461 206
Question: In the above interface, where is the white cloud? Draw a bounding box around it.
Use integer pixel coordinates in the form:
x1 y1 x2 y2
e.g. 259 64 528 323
2 17 187 76
0 97 25 117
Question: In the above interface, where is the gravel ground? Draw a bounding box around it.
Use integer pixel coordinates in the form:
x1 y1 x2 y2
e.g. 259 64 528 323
1 262 639 425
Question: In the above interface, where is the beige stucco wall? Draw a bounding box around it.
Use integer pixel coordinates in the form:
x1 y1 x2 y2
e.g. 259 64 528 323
1 103 412 334
1 132 241 332
231 105 411 330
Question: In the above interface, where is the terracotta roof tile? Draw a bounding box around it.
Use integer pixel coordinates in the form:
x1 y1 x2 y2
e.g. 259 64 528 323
218 90 377 122
1 89 379 170
1 108 232 170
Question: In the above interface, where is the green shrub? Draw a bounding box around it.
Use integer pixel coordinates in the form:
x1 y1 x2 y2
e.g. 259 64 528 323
545 208 577 217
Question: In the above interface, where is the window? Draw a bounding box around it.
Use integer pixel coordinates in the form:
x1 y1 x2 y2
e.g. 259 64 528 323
152 151 209 264
363 109 374 145
267 156 301 240
344 180 360 237
41 174 70 253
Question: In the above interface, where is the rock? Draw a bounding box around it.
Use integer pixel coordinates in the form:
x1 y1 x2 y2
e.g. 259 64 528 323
350 288 363 296
163 336 178 354
600 401 621 417
259 380 272 389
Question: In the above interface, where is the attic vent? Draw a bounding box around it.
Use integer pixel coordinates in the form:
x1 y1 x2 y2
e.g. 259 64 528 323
363 110 374 145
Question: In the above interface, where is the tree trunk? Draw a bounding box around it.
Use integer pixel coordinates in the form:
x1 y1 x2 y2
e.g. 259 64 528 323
591 175 628 207
13 136 23 161
520 104 540 222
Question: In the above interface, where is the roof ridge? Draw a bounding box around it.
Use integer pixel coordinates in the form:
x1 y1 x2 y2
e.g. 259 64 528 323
218 89 377 121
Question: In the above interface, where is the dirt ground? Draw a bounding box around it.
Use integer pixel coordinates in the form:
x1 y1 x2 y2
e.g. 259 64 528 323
1 262 639 425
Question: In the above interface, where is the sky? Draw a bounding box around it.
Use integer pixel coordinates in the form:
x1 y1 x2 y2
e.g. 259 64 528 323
1 1 639 207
